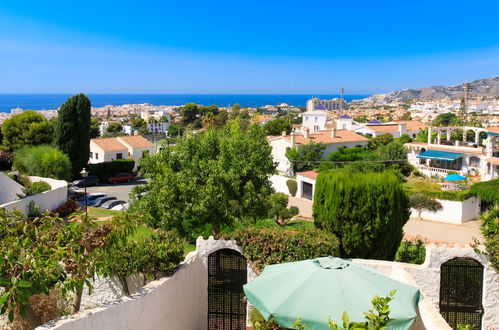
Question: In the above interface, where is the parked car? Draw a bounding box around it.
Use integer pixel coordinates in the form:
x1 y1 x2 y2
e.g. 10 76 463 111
101 200 126 210
77 193 107 206
93 196 117 207
72 175 99 188
68 189 86 200
110 203 129 211
108 173 134 184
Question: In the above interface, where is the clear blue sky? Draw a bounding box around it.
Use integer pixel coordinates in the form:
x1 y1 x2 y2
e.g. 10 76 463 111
1 0 498 94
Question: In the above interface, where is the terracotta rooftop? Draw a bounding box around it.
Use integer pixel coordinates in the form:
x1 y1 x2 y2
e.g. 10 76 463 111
395 120 427 131
117 135 154 148
486 158 499 165
297 170 318 180
364 121 426 133
487 126 499 134
91 138 128 152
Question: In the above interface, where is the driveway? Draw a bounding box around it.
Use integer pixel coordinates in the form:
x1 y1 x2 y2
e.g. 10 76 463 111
84 179 147 202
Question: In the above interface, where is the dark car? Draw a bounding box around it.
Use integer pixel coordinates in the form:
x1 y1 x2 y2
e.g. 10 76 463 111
94 196 117 207
77 193 107 206
108 173 134 184
72 175 99 188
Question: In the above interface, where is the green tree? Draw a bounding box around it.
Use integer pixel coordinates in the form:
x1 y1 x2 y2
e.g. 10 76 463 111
367 133 394 150
432 113 457 126
409 193 443 219
90 117 101 138
107 122 123 135
286 142 326 173
131 120 276 239
1 111 53 151
263 118 292 136
397 134 413 144
181 103 199 125
131 117 147 130
13 145 72 180
53 94 91 178
268 193 299 226
168 123 184 137
313 170 410 260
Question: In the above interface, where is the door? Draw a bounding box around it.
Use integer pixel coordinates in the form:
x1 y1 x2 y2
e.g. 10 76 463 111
208 249 247 330
302 182 313 200
439 258 484 329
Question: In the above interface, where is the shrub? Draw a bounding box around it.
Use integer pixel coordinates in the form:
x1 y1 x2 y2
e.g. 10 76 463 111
250 308 281 330
54 199 80 217
13 145 72 180
470 179 499 204
86 159 135 180
395 239 426 264
409 193 443 218
313 170 410 260
404 188 472 201
27 200 42 218
23 180 51 197
225 227 340 271
476 206 499 271
286 179 297 196
268 193 299 226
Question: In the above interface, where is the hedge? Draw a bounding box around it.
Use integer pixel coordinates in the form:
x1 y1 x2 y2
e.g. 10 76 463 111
469 179 499 204
225 227 340 272
404 188 472 201
86 159 135 180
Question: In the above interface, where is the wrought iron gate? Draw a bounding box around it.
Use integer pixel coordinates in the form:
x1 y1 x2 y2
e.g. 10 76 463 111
439 257 484 329
208 249 247 330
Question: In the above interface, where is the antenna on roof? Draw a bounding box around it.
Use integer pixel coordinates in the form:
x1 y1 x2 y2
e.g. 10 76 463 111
340 86 344 111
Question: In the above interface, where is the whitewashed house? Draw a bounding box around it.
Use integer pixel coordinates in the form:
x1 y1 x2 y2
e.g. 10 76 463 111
301 111 328 132
355 120 426 138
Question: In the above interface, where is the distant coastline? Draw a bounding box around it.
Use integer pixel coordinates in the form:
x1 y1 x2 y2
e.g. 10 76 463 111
0 94 369 112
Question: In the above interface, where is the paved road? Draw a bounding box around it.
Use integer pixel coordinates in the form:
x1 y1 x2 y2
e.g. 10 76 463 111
288 196 483 245
84 179 147 202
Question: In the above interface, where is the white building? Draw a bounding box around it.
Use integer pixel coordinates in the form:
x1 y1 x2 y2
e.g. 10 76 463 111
301 111 328 131
147 121 169 135
89 135 156 171
306 97 345 111
355 120 426 138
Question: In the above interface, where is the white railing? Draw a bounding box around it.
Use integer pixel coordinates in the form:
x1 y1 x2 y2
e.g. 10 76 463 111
416 165 453 177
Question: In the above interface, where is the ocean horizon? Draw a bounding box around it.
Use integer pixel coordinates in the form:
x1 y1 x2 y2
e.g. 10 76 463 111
0 94 370 112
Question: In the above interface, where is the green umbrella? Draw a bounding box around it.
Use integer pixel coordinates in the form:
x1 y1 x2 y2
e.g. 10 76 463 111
244 257 422 330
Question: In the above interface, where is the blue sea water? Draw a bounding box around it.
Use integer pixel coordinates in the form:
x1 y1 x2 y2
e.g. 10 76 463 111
0 94 369 112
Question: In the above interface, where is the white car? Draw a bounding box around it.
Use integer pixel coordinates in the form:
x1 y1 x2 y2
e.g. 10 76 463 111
110 203 129 211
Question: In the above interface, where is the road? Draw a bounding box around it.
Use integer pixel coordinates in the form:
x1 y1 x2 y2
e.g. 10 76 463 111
84 179 147 202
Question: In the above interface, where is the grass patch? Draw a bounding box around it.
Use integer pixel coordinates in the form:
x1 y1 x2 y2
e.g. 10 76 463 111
87 207 121 218
404 178 442 191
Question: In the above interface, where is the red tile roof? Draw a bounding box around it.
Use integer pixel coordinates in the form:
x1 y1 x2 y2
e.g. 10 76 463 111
297 170 318 180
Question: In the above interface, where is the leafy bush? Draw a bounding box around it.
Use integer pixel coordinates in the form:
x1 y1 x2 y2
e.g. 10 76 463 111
23 180 51 196
405 188 472 201
470 179 499 204
13 145 72 180
27 200 42 218
250 308 281 330
395 239 426 264
86 159 135 180
409 193 443 218
286 179 297 196
225 227 339 271
268 193 299 226
476 206 499 271
313 170 410 260
54 200 80 217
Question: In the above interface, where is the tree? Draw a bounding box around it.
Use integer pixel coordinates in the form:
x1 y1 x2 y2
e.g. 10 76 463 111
1 111 53 151
432 113 457 127
90 117 101 138
181 103 199 125
131 117 147 130
107 122 123 135
263 118 292 136
168 123 184 137
286 142 326 173
409 193 443 219
131 120 276 239
53 94 91 178
313 170 410 260
14 145 72 180
367 133 394 150
397 134 413 144
268 193 299 226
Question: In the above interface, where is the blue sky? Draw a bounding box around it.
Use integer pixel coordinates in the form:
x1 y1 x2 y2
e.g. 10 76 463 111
1 0 498 94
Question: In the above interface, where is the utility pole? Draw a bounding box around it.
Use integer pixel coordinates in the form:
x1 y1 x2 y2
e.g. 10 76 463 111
340 86 344 111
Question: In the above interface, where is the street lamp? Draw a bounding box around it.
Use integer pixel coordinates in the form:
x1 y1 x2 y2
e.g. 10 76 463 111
80 168 88 219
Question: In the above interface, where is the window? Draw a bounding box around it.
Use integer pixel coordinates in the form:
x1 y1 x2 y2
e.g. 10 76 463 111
95 153 99 160
90 152 93 159
116 153 123 159
314 117 318 122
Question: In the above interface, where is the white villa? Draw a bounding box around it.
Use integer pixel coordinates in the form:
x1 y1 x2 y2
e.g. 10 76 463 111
355 120 427 138
268 127 368 175
405 126 499 181
89 135 156 170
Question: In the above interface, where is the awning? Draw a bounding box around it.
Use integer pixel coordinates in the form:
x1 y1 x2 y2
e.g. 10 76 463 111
417 150 463 161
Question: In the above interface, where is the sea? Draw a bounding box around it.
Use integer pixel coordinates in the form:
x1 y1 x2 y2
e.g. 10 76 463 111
0 94 369 112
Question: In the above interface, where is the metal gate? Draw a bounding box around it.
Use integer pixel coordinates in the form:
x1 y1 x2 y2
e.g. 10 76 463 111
208 249 247 330
439 257 484 329
302 182 313 200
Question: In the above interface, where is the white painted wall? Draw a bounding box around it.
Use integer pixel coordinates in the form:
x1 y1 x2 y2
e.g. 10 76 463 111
0 172 24 205
1 176 68 214
410 197 480 224
270 174 292 195
269 137 293 175
296 174 316 199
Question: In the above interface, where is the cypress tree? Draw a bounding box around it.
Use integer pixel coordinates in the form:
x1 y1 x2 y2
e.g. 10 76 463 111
313 169 410 260
54 93 91 178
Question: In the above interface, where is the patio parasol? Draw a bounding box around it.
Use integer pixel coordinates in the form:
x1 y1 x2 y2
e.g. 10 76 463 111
243 257 422 329
444 173 467 181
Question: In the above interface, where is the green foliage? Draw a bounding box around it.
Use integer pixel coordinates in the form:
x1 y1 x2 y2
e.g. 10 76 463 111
131 118 147 130
225 227 339 271
131 120 276 240
1 110 53 151
167 123 184 137
406 188 472 201
23 181 51 197
13 145 72 180
106 122 123 135
397 134 413 144
409 193 443 218
395 239 426 264
86 159 135 180
286 179 297 196
90 117 101 138
432 112 457 126
313 170 410 260
268 193 299 226
469 179 499 204
250 308 281 330
27 200 42 218
286 142 326 172
456 325 474 330
263 118 292 136
54 94 91 178
367 133 394 150
475 206 499 271
181 103 200 126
